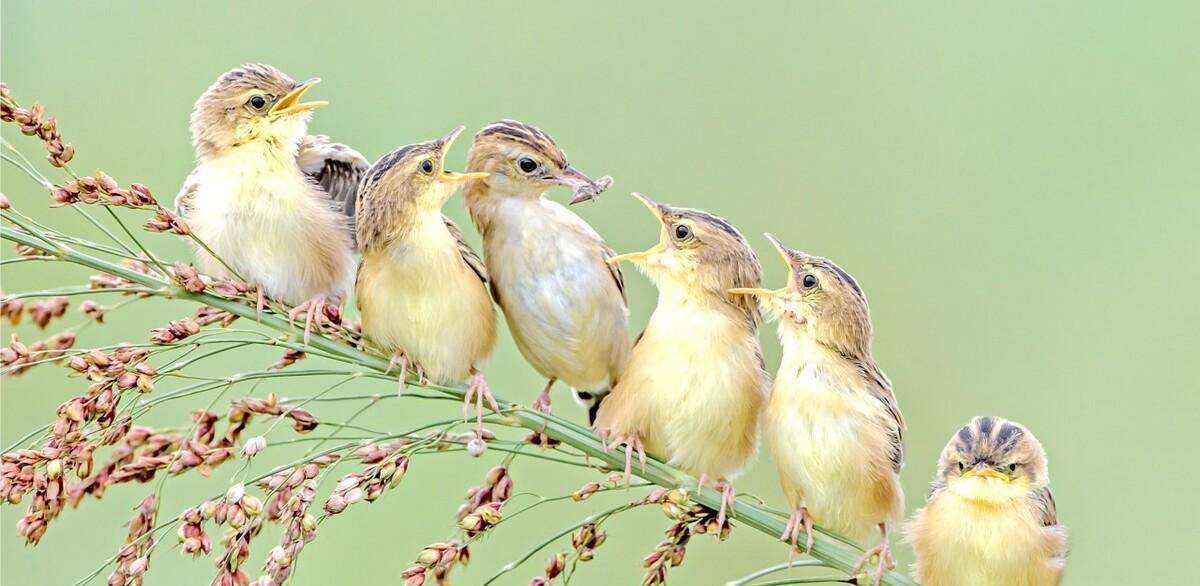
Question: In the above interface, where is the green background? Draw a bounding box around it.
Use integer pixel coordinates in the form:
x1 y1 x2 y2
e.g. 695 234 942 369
3 2 1198 584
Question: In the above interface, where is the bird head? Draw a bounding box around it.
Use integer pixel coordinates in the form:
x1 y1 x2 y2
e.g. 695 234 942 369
608 193 761 318
729 235 872 359
190 64 327 159
936 416 1049 503
359 126 489 213
466 120 611 205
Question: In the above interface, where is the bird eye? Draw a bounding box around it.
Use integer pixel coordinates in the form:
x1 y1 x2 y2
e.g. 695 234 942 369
248 95 268 110
518 157 539 174
1008 463 1018 472
957 462 965 472
802 274 818 288
419 159 435 175
673 224 691 240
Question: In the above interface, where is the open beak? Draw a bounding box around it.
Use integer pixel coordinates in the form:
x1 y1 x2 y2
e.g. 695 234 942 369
728 233 797 298
269 78 328 118
728 287 784 298
606 192 667 265
558 166 614 205
961 465 1012 482
437 125 490 184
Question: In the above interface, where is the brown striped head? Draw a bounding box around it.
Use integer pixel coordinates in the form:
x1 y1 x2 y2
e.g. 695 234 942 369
935 416 1050 499
730 235 872 359
608 193 762 321
190 64 328 159
465 120 612 205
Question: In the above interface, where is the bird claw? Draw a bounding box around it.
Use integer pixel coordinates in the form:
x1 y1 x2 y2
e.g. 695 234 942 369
256 289 266 322
781 508 814 563
389 352 409 396
604 433 645 484
463 371 498 435
287 295 326 344
533 390 553 414
714 480 736 529
851 527 895 586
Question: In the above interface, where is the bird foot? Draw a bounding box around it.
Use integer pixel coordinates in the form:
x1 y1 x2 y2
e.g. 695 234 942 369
389 352 410 396
781 507 814 563
714 480 736 529
533 389 553 414
463 370 499 436
256 289 266 322
851 526 895 586
287 295 327 344
604 432 646 484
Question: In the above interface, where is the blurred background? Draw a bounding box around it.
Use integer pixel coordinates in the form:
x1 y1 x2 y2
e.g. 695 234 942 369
3 1 1198 584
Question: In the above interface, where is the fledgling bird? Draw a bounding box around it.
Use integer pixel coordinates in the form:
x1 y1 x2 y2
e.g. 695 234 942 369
355 127 497 433
594 194 767 527
906 416 1068 586
729 236 904 585
175 64 367 341
463 120 626 417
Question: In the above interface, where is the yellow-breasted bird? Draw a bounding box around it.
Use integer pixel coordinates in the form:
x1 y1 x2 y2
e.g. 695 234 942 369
906 416 1068 586
594 194 767 527
463 120 626 418
175 64 367 341
354 127 497 434
729 236 904 585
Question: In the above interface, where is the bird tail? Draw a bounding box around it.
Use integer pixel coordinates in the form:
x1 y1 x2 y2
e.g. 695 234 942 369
571 388 609 426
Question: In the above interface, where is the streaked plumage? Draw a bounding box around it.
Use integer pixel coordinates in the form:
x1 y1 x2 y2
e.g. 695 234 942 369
354 127 497 433
730 236 903 584
595 194 767 526
174 64 363 340
463 120 626 417
907 416 1068 586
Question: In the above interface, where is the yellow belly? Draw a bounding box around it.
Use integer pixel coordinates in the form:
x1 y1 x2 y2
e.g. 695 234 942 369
908 487 1067 586
766 378 903 540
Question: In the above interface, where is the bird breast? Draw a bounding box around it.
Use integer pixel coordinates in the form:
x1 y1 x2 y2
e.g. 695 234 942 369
482 199 628 391
188 151 354 304
766 364 903 539
357 218 496 384
909 489 1067 586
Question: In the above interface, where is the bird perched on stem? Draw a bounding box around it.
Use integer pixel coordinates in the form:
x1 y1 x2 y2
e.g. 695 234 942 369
594 194 767 527
729 236 904 585
175 64 367 342
906 416 1068 586
355 127 497 434
463 120 626 418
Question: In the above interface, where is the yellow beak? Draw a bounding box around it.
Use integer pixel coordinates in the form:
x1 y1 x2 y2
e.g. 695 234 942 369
962 467 1012 482
607 193 667 265
269 78 328 117
436 125 489 184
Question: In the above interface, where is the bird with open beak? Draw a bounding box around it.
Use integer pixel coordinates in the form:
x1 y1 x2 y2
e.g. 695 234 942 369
354 127 496 435
593 193 768 528
463 120 626 418
729 235 905 584
906 416 1068 586
175 64 368 342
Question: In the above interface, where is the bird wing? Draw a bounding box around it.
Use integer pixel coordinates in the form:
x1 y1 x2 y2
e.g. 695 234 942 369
442 214 488 284
1032 486 1059 527
173 168 201 218
297 134 369 227
599 242 628 306
860 358 905 473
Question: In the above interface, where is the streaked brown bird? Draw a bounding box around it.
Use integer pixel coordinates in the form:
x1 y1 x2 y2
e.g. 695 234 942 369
354 127 497 434
906 416 1068 586
594 194 767 527
729 236 904 585
463 120 626 418
174 64 367 341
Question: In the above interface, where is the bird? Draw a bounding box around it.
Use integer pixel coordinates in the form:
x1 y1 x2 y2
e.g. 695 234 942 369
174 64 367 342
906 416 1068 586
728 235 904 585
462 119 626 418
354 126 497 435
594 193 767 527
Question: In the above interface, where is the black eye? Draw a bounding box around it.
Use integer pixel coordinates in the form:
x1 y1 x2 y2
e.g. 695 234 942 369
1008 463 1018 472
518 157 539 174
419 159 435 175
957 462 965 472
248 95 268 110
802 274 818 288
673 224 691 240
